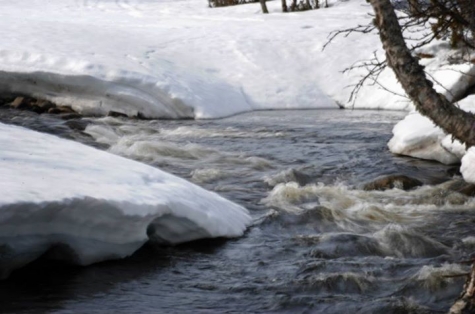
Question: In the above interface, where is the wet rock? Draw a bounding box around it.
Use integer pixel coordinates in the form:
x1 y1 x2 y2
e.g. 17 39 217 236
47 107 62 114
5 96 82 118
458 185 475 197
362 175 423 191
57 106 75 114
9 96 53 114
36 99 55 112
10 96 34 110
444 178 475 197
0 95 18 106
108 110 127 118
136 111 147 120
59 113 82 120
443 179 467 191
48 106 77 116
64 120 89 131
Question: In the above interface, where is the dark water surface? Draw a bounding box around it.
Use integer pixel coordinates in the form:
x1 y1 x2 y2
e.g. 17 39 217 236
0 109 473 314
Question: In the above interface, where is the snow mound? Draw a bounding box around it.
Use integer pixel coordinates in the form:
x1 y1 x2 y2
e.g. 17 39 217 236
0 122 251 278
388 95 475 164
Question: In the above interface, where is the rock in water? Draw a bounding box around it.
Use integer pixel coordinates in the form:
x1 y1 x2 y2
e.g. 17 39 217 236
362 175 423 191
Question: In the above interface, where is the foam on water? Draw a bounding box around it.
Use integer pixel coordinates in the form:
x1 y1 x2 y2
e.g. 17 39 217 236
374 225 451 258
261 179 475 261
191 168 229 183
461 236 475 246
413 263 468 291
264 168 311 187
264 181 473 222
84 121 275 174
159 125 286 139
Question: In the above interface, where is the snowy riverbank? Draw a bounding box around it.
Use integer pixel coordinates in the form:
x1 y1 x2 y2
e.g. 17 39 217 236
1 0 474 118
2 0 470 119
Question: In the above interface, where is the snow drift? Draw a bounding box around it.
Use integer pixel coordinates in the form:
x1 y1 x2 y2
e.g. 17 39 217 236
0 122 251 279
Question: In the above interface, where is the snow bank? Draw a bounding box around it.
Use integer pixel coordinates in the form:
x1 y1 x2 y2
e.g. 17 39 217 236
0 0 384 119
461 148 475 183
1 0 474 118
387 112 459 164
0 122 251 278
388 95 475 164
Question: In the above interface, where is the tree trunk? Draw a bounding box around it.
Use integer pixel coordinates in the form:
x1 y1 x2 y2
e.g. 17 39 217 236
260 0 269 13
368 0 475 148
290 0 297 11
407 0 419 15
282 0 288 12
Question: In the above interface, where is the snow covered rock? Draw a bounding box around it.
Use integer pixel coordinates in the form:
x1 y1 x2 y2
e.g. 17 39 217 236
0 122 251 279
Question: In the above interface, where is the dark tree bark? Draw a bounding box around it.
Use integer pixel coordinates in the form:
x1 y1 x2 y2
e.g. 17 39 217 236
282 0 288 12
290 0 297 11
407 0 419 15
260 0 269 13
456 0 475 45
369 0 475 148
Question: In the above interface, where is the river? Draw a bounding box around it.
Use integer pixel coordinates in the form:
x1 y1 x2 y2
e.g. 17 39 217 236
0 108 473 313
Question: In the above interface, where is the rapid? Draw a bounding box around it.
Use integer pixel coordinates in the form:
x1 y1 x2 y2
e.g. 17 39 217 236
0 108 473 313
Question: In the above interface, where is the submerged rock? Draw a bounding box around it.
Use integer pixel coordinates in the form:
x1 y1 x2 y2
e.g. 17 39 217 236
362 175 423 191
457 185 475 197
443 178 475 197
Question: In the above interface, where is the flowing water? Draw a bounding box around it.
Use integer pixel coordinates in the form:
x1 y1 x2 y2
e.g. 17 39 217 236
0 108 474 314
